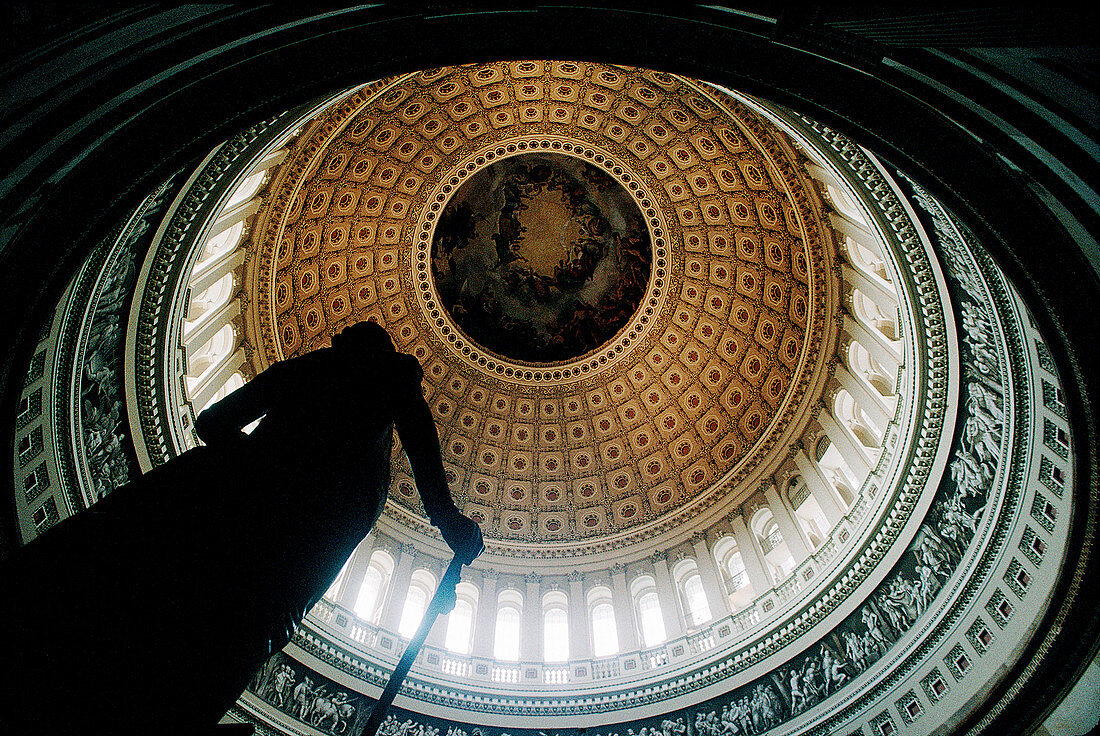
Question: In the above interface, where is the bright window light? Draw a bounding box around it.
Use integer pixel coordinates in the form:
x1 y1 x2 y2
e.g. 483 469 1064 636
684 574 712 625
354 567 383 621
591 602 619 657
445 599 474 654
637 591 666 647
494 606 521 661
398 585 427 638
544 607 569 662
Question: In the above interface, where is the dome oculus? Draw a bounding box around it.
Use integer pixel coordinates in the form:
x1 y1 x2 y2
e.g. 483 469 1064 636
430 152 651 363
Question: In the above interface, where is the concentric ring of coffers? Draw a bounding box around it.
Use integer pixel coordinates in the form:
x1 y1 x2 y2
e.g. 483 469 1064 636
249 61 837 546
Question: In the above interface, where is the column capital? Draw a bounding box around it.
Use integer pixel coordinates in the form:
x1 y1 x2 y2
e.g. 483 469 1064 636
649 550 668 564
691 531 709 546
524 571 541 585
568 570 585 583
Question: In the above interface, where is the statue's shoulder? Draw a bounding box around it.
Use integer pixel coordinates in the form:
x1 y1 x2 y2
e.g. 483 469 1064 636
393 351 425 380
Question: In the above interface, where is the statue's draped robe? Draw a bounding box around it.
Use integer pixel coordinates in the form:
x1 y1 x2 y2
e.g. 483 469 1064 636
0 346 454 734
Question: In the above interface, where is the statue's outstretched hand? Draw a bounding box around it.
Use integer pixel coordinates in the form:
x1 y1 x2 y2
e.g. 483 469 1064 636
434 509 484 566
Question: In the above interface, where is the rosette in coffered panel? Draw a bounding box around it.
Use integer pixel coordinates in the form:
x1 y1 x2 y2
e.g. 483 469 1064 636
247 61 838 547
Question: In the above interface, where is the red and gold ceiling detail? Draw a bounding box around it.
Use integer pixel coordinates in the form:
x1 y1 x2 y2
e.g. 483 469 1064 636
247 62 839 547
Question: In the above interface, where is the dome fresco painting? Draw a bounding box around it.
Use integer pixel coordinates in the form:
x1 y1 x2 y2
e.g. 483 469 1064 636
3 12 1095 736
432 153 651 364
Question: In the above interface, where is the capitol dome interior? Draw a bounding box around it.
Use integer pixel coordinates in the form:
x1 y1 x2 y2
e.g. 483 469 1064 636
1 6 1097 736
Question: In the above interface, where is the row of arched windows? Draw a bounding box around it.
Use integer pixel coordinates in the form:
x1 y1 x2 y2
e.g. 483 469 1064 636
322 534 813 662
182 146 287 442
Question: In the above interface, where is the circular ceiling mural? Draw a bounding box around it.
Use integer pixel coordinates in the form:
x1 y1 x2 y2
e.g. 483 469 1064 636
248 61 839 549
431 152 651 363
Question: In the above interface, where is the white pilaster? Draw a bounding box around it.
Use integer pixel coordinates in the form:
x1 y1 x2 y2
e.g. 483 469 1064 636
763 484 811 561
381 545 414 633
818 409 873 478
522 576 542 662
793 448 846 525
337 538 373 610
651 554 685 639
841 262 898 313
471 571 497 658
610 567 638 652
208 198 261 239
568 575 591 660
730 511 771 595
691 532 732 619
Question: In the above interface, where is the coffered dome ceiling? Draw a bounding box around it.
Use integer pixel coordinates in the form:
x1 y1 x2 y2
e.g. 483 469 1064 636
246 62 838 549
8 26 1087 734
5 9 1094 736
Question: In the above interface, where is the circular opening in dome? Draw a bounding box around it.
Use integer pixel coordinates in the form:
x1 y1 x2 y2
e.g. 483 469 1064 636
430 152 651 363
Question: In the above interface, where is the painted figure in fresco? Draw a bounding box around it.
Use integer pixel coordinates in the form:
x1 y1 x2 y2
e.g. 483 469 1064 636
0 321 484 735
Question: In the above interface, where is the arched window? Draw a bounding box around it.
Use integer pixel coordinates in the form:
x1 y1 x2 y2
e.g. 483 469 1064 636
444 582 479 654
397 568 436 638
713 537 746 590
714 536 754 608
842 235 889 282
353 549 394 623
185 323 236 386
199 220 244 265
186 272 235 325
673 559 712 626
847 340 896 398
835 389 882 448
542 590 569 662
752 509 796 583
787 476 830 548
826 184 867 226
853 289 898 341
587 586 618 657
631 575 666 647
224 169 268 210
494 589 523 661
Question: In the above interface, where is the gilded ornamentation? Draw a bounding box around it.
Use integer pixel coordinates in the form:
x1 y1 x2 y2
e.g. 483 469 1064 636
247 62 838 546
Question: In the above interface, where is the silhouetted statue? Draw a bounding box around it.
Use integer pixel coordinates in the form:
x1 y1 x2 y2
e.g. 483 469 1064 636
0 321 484 735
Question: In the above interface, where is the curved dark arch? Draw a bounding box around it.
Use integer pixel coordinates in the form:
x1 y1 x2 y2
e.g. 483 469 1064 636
0 6 1095 735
